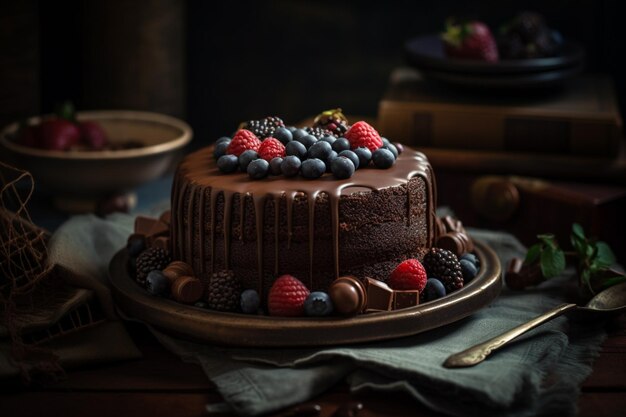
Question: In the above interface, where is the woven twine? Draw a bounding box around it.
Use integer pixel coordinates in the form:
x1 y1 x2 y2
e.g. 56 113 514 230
0 162 64 384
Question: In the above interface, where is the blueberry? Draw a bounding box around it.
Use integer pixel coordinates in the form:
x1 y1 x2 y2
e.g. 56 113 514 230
247 158 269 179
239 149 259 172
338 150 359 170
281 155 302 177
393 142 404 154
304 291 334 316
381 143 399 159
285 140 307 159
216 136 231 145
332 138 350 153
297 134 317 149
269 157 283 175
240 289 261 314
194 301 209 309
353 147 372 167
301 158 326 179
307 141 333 160
286 126 298 133
126 235 146 258
423 278 446 301
372 148 395 169
460 259 478 282
331 156 355 179
146 270 169 296
273 127 293 145
381 137 391 146
217 154 239 173
213 141 230 160
320 135 337 145
291 128 308 141
460 253 480 268
325 151 337 172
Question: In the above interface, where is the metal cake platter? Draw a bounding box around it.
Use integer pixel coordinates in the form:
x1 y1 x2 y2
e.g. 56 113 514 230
108 240 501 347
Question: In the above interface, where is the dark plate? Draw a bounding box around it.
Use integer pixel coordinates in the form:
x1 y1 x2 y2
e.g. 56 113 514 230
417 63 583 90
405 34 585 75
108 240 502 347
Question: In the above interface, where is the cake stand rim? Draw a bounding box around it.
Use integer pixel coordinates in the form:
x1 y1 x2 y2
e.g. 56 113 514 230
108 240 502 346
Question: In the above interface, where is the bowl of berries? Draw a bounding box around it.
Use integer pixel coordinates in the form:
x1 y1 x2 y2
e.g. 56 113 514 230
0 104 192 212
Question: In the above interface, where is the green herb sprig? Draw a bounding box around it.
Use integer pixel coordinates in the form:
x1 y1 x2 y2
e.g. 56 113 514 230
525 223 625 295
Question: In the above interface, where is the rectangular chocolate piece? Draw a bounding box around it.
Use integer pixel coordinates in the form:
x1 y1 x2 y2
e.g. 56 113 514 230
135 215 158 235
364 277 393 312
393 290 420 310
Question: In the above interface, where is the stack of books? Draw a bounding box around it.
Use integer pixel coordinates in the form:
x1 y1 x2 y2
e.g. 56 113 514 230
378 68 625 182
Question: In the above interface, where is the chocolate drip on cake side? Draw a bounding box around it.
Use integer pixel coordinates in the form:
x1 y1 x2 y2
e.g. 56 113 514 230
171 147 436 299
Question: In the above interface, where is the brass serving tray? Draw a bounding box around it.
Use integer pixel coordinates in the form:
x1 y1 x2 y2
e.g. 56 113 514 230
108 240 501 347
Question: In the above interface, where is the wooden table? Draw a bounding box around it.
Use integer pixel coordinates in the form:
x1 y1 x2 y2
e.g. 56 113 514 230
2 315 625 417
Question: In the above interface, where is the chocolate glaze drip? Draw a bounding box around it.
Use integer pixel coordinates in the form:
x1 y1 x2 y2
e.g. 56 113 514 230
172 146 436 298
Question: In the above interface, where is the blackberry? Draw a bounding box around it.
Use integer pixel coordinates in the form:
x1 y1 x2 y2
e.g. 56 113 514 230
313 108 350 137
422 248 464 292
242 116 285 139
135 247 171 285
207 270 241 312
304 126 333 140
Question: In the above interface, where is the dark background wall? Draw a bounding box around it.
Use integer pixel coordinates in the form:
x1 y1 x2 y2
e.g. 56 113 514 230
1 0 622 149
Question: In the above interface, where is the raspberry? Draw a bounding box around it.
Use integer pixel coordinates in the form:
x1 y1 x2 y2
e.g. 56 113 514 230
268 274 310 317
257 137 286 161
388 259 427 291
344 121 383 152
226 129 261 157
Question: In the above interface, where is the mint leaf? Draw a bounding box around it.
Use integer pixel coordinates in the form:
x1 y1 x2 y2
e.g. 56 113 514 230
572 223 585 240
570 231 586 255
594 242 616 268
525 243 541 265
540 245 566 278
538 234 557 250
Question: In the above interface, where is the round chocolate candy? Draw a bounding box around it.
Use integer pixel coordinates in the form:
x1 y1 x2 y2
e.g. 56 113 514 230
171 275 203 304
163 261 194 284
436 232 466 257
329 276 367 315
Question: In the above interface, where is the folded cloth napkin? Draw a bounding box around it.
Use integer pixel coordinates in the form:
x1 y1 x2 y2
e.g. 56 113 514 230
53 213 606 417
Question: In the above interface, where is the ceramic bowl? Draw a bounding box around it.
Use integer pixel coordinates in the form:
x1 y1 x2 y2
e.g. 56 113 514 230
0 110 192 212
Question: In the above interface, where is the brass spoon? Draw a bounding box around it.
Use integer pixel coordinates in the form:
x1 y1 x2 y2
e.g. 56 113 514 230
443 282 626 368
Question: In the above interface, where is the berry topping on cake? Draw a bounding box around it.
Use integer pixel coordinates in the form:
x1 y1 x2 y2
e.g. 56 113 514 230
344 121 383 152
257 137 286 161
247 158 270 179
207 270 241 312
135 247 171 285
268 274 310 316
305 126 333 140
242 116 285 139
313 108 349 137
423 248 464 292
226 129 262 156
388 259 427 291
372 148 396 168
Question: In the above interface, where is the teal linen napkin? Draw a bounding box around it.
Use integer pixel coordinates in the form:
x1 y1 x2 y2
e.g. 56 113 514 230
55 214 606 417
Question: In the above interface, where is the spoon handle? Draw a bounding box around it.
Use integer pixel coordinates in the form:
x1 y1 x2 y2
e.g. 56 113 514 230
443 303 577 368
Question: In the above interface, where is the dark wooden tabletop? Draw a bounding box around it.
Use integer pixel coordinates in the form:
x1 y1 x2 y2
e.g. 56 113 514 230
2 315 625 417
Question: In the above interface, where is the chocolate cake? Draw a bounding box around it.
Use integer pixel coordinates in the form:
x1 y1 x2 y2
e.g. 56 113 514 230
170 145 437 299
